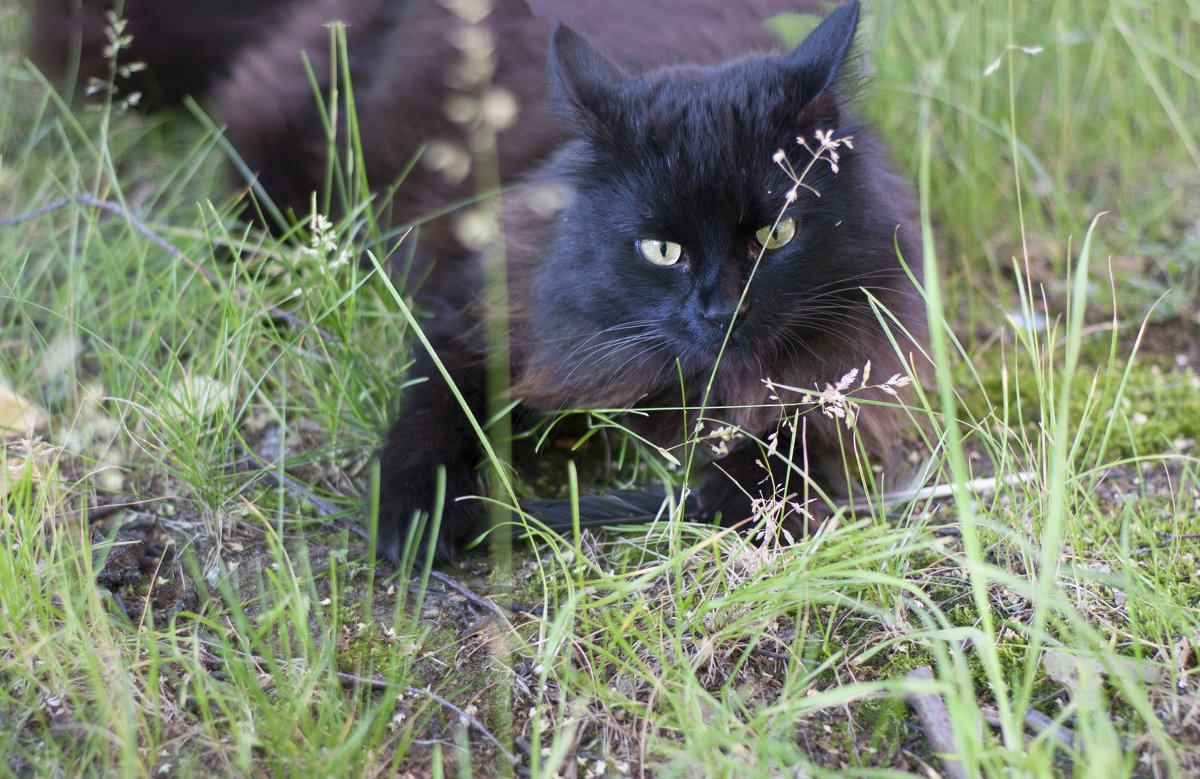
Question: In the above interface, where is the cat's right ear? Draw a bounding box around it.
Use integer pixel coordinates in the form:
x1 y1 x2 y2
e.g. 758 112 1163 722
785 0 861 102
547 23 625 133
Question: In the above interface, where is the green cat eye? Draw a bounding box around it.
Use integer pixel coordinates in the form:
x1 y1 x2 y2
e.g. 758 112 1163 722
754 217 797 250
638 239 683 266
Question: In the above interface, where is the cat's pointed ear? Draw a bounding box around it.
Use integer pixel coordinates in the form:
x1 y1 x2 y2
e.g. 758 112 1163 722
785 0 861 101
548 22 625 131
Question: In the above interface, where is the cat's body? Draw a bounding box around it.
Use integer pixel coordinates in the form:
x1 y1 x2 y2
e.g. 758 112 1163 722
30 0 926 566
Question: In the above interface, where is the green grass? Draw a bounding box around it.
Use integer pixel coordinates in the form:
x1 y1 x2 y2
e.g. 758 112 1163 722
2 0 1200 776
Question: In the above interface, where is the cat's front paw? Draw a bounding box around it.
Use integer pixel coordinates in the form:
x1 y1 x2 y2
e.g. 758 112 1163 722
375 477 479 568
375 417 484 569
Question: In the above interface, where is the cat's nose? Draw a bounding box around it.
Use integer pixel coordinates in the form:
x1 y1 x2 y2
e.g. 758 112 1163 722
700 297 749 331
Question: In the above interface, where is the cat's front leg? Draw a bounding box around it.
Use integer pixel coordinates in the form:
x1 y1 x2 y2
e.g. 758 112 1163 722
376 344 489 567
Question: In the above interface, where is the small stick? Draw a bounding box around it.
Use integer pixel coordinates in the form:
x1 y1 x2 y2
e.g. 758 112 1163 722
905 665 973 779
335 672 522 764
978 704 1077 750
236 442 369 542
1133 532 1200 554
428 570 513 628
79 497 155 522
857 471 1038 509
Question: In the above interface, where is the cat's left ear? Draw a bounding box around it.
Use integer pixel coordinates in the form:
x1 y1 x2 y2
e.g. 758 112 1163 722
547 23 626 133
784 0 861 103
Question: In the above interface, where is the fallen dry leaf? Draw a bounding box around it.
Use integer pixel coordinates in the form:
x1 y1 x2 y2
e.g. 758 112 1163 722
0 385 47 439
1044 649 1163 708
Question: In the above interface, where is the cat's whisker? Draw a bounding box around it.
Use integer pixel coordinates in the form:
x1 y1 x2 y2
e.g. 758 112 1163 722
781 313 883 344
583 336 660 371
778 271 912 300
608 344 670 382
784 299 891 322
782 282 911 305
574 328 662 362
552 347 663 400
775 322 890 368
509 319 667 392
508 319 662 354
551 330 665 393
778 334 840 369
782 307 880 327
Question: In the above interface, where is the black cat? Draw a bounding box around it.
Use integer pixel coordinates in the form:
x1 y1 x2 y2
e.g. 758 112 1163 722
29 0 925 566
372 2 926 563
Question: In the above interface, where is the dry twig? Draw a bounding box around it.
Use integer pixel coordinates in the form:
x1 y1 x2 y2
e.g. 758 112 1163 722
905 665 973 779
336 671 524 764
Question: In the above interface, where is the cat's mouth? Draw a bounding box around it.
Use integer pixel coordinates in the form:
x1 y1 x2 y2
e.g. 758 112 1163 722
697 300 751 346
693 294 751 341
683 319 753 373
702 301 750 331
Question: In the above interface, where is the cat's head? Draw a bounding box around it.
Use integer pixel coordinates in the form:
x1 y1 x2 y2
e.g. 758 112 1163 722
511 1 923 427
